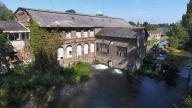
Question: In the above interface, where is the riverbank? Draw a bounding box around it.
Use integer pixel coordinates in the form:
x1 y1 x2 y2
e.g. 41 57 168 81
0 62 92 108
47 67 188 108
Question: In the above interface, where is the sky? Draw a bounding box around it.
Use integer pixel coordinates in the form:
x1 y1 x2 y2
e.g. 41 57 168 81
1 0 189 24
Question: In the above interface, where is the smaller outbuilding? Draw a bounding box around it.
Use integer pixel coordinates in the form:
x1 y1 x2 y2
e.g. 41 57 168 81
95 27 148 72
0 21 30 63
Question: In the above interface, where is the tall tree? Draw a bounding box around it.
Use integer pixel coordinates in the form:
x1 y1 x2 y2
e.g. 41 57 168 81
182 0 192 51
0 1 13 20
168 23 189 49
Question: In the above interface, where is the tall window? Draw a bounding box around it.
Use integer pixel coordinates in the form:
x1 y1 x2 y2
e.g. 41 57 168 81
90 43 94 53
66 45 72 58
77 44 82 56
57 48 64 60
84 44 89 54
116 46 127 57
100 43 109 54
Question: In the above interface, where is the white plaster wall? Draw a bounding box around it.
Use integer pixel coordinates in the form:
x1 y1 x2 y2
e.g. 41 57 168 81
11 41 25 51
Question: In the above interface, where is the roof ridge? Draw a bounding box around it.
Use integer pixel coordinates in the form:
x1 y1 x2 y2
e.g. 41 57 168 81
19 7 125 20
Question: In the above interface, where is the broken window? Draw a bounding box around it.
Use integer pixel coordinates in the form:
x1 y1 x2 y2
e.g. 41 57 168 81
84 44 89 54
21 33 26 40
66 45 72 58
116 46 127 57
90 43 95 53
100 43 109 54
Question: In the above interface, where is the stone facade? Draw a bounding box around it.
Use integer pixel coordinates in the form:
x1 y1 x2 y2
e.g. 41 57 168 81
96 28 148 72
14 7 148 71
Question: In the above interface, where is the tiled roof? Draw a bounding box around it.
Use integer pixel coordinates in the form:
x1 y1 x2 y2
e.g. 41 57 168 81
16 7 132 28
96 27 147 39
0 21 29 32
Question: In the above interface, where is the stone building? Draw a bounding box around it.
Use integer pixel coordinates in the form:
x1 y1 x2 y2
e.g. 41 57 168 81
13 7 148 70
0 21 30 63
96 27 148 71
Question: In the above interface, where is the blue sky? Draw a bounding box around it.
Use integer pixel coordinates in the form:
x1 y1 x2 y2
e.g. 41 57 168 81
1 0 189 24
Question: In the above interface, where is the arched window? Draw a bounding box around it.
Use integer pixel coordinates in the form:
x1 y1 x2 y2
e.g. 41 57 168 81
66 45 72 58
77 44 82 56
84 44 89 54
90 43 95 53
57 48 64 60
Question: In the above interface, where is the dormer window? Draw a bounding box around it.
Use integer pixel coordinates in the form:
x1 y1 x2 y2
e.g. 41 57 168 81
66 32 72 39
90 31 94 37
83 31 88 37
76 32 81 38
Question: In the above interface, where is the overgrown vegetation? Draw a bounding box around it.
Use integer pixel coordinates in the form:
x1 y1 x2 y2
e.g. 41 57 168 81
183 96 192 108
30 20 64 71
168 23 189 49
0 33 12 73
147 39 158 47
0 62 91 107
0 20 92 107
181 0 192 51
136 50 179 86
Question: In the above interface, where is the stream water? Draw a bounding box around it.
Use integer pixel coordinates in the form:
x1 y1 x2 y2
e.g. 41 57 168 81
48 67 188 108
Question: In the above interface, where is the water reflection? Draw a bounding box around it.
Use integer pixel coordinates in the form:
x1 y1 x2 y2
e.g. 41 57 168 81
49 69 187 108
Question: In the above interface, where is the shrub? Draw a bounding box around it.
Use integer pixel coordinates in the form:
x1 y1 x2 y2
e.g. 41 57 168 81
72 62 91 83
184 96 192 108
0 62 92 107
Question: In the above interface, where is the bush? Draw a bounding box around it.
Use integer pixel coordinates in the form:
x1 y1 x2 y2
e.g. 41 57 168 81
0 62 92 107
184 96 192 108
72 62 91 83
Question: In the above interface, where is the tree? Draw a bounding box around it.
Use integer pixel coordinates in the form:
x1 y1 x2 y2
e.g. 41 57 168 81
142 21 158 30
0 33 12 73
182 0 192 51
65 9 76 13
0 1 13 20
96 13 104 16
129 21 136 26
168 23 189 49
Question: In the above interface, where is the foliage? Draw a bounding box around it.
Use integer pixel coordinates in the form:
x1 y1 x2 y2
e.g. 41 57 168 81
168 23 189 49
161 62 178 86
71 62 91 83
30 20 64 70
147 39 158 46
0 62 91 107
65 9 76 13
129 21 136 26
0 1 13 20
136 63 158 78
96 13 104 16
182 0 192 51
183 96 192 108
0 33 12 73
142 21 159 30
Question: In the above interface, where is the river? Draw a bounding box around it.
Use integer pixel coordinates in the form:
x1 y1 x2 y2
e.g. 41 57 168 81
48 68 188 108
